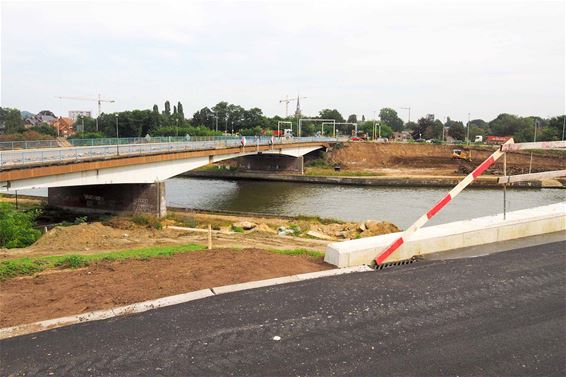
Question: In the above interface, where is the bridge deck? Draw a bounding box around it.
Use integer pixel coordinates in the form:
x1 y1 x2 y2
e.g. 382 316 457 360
0 139 332 183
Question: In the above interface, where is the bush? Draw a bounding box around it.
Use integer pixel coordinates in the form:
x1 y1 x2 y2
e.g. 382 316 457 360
131 214 162 229
231 225 244 233
0 203 42 248
55 255 89 268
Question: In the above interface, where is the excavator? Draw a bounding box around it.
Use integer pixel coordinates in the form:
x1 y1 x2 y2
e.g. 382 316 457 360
451 148 472 162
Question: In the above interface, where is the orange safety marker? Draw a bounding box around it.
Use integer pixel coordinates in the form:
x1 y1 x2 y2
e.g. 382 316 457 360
375 139 515 266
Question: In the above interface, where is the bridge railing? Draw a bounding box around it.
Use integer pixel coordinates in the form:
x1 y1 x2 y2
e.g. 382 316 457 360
0 137 336 168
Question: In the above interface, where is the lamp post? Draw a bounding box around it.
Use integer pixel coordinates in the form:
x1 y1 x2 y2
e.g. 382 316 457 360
115 114 119 155
466 112 471 145
528 120 539 173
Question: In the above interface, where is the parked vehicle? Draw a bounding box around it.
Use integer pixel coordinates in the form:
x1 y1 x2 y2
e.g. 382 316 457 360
474 135 483 143
486 136 511 144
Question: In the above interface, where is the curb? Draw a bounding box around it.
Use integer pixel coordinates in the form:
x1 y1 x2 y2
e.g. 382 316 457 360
0 266 372 340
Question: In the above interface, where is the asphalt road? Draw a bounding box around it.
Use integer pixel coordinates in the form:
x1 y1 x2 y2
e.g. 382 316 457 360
1 241 565 376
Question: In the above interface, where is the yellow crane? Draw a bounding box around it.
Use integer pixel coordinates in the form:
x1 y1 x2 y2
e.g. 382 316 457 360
56 94 116 131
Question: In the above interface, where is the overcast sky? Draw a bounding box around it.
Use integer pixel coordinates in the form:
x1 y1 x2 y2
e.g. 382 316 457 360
1 0 564 123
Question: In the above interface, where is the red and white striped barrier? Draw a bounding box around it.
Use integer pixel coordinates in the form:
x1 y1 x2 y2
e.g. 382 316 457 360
374 138 515 265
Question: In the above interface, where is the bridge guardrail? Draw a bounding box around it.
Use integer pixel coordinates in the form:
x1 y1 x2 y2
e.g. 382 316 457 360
0 137 335 168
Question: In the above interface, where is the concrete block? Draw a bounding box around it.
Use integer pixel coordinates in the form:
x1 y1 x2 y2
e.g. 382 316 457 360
325 203 566 268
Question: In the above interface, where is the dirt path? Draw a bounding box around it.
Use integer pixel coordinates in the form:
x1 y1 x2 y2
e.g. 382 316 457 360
0 248 332 327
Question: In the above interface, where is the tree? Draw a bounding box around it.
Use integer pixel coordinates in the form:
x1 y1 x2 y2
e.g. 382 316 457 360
410 118 434 140
488 113 531 137
177 102 184 120
347 114 358 124
379 108 404 132
0 107 23 133
318 109 344 122
163 101 171 117
448 122 466 141
150 105 160 131
192 107 215 128
541 115 565 141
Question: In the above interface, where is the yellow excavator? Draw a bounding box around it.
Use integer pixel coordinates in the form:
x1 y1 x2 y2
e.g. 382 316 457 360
451 148 472 162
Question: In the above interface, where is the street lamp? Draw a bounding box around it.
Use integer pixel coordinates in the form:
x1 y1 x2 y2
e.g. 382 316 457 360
466 112 471 145
115 114 119 155
209 113 218 132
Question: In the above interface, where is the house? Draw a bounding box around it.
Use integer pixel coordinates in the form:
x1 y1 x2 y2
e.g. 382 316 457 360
24 110 57 127
51 117 76 137
392 131 412 142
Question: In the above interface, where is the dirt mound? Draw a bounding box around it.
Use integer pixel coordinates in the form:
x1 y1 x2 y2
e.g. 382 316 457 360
310 220 400 240
329 142 565 175
0 248 332 327
30 222 170 253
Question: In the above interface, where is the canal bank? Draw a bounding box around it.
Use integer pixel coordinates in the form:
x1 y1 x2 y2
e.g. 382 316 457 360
180 170 564 188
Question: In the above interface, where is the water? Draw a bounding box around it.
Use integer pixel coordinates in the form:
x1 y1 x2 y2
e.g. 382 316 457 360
10 177 565 228
166 178 564 228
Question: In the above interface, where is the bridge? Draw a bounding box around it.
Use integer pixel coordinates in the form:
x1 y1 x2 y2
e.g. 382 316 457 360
0 136 334 216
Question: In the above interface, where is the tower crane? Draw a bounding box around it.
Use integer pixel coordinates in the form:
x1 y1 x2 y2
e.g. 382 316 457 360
56 94 116 131
279 94 307 118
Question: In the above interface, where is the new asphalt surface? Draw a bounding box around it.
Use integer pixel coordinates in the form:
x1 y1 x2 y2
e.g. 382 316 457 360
1 241 565 376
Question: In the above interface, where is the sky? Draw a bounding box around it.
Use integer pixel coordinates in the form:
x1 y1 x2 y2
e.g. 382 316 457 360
1 0 564 123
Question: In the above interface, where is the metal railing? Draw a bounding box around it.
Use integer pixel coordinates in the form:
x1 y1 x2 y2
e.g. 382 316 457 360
0 140 62 150
0 137 336 168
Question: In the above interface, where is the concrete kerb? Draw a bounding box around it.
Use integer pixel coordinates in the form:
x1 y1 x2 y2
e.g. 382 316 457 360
325 203 566 268
0 266 371 340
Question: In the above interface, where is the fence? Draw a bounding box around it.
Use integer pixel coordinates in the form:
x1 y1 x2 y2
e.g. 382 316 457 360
0 137 335 168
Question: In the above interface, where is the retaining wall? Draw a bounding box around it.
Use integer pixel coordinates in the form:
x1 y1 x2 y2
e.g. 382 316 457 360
324 203 566 268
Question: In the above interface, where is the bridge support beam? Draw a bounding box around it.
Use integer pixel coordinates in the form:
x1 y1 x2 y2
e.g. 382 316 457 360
235 154 305 174
47 182 166 218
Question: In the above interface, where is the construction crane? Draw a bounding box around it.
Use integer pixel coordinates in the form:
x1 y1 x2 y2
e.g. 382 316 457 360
279 94 307 118
56 94 116 131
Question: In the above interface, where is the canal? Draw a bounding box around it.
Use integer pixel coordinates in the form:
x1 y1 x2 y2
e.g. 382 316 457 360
11 177 565 228
165 178 565 228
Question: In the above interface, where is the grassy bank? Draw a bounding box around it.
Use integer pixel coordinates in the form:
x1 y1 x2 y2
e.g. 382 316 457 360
0 243 205 280
0 245 323 280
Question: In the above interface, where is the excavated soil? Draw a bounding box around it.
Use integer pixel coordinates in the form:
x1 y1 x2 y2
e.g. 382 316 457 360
329 143 565 175
0 248 332 327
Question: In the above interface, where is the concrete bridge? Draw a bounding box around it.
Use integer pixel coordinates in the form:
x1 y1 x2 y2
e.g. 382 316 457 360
0 137 334 216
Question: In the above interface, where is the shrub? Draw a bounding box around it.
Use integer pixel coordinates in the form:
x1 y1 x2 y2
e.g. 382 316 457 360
231 225 244 233
0 203 42 248
56 255 89 268
131 214 162 229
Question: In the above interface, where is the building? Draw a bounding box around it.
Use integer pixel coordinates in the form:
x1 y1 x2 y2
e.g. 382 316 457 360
69 110 92 121
51 117 76 137
24 110 57 127
426 114 435 121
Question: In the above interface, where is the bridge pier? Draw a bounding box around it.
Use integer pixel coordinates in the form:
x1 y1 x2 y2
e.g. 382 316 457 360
47 182 166 218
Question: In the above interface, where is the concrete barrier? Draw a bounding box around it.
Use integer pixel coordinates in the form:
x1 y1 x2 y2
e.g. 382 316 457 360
324 203 566 268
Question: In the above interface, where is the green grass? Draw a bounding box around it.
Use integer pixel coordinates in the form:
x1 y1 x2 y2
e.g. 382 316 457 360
0 243 205 280
231 225 244 233
268 248 325 257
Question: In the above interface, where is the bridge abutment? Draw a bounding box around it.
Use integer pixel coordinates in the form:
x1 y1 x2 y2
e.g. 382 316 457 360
47 182 166 218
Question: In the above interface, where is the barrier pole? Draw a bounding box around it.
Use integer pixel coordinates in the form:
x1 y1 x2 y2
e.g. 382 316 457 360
374 138 515 266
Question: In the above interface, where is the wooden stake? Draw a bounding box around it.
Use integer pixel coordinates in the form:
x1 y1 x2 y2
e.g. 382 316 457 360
208 224 212 250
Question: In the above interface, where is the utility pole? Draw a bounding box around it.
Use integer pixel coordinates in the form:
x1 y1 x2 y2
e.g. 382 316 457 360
400 107 411 125
466 112 471 145
528 120 539 174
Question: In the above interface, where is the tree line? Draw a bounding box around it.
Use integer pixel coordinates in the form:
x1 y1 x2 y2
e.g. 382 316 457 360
1 103 564 143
